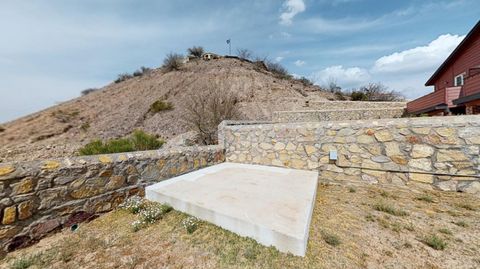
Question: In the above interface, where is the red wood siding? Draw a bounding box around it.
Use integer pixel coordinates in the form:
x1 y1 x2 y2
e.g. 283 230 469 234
407 87 461 113
463 73 480 97
433 32 480 91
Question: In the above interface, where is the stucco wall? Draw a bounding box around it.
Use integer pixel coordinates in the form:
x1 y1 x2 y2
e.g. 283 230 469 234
273 108 405 122
221 116 480 193
0 146 224 254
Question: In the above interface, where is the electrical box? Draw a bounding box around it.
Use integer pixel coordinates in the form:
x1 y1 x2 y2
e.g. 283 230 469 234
329 150 338 162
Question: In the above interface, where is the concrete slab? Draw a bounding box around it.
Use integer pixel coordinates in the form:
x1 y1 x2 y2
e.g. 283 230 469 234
145 162 318 256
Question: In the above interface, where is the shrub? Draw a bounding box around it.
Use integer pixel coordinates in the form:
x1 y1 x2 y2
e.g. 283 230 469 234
321 230 341 246
120 196 145 214
438 228 452 235
78 130 164 155
453 221 468 227
139 204 172 224
163 53 183 71
149 100 174 113
297 76 314 86
266 61 292 80
351 83 405 101
416 194 433 203
0 125 5 132
182 216 199 234
188 46 205 58
334 91 347 100
350 90 368 101
456 203 476 211
237 48 253 60
80 122 90 132
115 73 133 83
373 202 408 216
133 66 152 77
130 130 164 151
182 85 241 145
422 234 447 250
81 88 98 96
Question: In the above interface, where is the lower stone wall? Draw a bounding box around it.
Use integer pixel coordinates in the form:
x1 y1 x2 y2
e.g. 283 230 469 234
0 146 224 254
221 116 480 193
273 108 405 122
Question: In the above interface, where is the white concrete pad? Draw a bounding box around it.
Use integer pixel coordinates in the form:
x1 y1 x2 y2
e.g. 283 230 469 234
145 162 318 256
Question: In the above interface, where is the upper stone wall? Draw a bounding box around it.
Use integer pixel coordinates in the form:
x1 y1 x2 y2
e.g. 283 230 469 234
220 116 480 194
0 146 224 254
307 101 406 110
273 108 405 122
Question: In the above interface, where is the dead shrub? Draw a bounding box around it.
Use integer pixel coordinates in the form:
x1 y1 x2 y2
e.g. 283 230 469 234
182 85 241 145
163 53 183 71
187 46 205 58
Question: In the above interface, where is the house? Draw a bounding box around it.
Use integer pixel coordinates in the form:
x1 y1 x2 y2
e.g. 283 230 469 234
407 20 480 116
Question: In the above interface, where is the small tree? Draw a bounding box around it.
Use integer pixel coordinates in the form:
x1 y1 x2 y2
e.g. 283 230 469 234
187 46 205 58
163 53 183 71
182 85 242 145
297 76 314 86
237 48 253 60
266 61 292 80
357 83 405 101
115 73 133 83
81 88 98 96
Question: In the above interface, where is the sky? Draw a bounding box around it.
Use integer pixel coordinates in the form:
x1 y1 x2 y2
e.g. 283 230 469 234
0 0 478 123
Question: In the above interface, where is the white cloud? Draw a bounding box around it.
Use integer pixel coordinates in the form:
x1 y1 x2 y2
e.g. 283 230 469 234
275 56 284 62
372 34 465 73
310 65 370 88
279 0 306 25
308 34 466 99
294 60 305 66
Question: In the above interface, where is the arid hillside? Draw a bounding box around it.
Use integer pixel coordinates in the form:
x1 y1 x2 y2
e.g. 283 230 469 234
0 57 336 162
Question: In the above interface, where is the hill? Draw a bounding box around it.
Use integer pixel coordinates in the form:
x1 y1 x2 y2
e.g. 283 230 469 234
0 57 336 162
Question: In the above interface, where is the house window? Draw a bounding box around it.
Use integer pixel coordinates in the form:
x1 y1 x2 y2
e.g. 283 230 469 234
454 74 464 86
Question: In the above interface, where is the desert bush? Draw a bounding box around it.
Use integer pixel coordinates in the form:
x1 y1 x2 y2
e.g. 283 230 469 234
80 122 90 132
350 90 368 101
149 100 174 113
188 46 205 58
78 130 164 155
0 125 5 132
422 234 447 250
266 61 292 80
133 66 152 77
237 48 253 60
163 53 183 71
297 76 314 86
334 91 347 100
115 73 133 83
81 88 98 96
351 83 405 101
416 194 434 203
373 202 408 216
182 85 241 145
182 216 199 234
321 230 341 246
130 130 164 151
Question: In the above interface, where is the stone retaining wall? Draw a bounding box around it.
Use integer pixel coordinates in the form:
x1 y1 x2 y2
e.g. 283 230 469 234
273 108 405 122
307 101 406 110
0 146 224 254
220 116 480 193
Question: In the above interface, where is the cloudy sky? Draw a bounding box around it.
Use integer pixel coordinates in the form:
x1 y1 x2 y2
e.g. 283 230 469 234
0 0 478 123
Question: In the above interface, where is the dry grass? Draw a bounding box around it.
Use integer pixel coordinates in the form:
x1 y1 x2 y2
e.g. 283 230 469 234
2 185 479 269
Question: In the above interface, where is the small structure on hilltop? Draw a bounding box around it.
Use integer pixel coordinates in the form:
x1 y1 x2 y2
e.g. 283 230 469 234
407 20 480 116
202 52 221 61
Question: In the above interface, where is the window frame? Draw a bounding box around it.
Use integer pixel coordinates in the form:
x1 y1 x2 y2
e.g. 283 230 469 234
454 73 465 86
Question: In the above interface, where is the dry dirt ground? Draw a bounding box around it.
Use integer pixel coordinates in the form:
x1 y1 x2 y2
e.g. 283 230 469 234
0 57 335 163
2 184 479 269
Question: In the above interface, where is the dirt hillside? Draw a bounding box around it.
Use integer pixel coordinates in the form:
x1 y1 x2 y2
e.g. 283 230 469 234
0 57 336 162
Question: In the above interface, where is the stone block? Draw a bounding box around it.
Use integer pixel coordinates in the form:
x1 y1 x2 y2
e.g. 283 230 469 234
411 144 434 158
2 206 16 225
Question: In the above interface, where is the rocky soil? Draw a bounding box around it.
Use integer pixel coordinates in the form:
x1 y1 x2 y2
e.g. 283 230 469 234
2 183 479 269
0 58 336 163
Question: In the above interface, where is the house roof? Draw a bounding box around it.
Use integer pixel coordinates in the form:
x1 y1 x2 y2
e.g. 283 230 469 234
425 20 480 86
